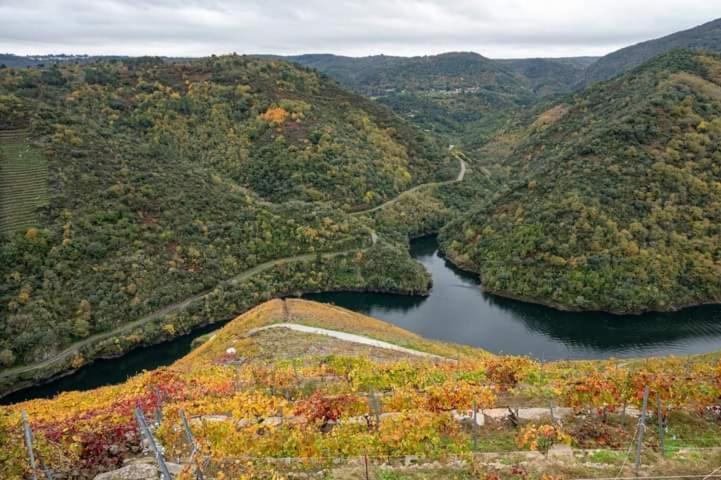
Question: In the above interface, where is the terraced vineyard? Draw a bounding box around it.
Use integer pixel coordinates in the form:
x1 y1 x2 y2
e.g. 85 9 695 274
0 129 48 236
3 300 721 479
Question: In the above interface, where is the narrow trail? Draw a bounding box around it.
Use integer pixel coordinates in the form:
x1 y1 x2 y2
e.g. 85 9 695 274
0 156 467 382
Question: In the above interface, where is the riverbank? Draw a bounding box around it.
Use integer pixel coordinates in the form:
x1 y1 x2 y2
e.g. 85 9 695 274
0 241 431 399
310 235 721 360
438 235 721 316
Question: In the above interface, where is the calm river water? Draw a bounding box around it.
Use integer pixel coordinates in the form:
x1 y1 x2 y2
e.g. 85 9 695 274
308 235 721 360
6 235 721 403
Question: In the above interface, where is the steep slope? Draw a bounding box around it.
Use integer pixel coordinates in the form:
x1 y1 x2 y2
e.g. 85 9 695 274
585 17 721 83
2 299 720 479
0 56 443 379
441 50 721 313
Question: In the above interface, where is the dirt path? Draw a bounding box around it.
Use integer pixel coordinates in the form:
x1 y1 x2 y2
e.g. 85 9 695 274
247 323 447 360
1 157 466 382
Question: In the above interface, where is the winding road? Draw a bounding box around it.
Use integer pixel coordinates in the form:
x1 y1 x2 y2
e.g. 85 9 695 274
351 156 466 216
0 156 466 383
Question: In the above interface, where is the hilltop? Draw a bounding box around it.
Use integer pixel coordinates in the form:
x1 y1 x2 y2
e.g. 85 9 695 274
441 50 721 313
2 299 720 479
585 17 721 83
0 55 450 390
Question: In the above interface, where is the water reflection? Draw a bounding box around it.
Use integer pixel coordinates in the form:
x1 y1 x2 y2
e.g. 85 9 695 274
307 235 721 360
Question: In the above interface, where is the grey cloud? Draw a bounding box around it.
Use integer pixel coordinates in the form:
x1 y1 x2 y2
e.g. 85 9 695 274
0 0 719 58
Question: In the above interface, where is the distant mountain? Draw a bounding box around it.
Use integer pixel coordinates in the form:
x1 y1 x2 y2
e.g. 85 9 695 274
0 54 36 68
441 50 721 313
296 52 527 95
0 54 100 68
585 18 721 83
498 57 598 96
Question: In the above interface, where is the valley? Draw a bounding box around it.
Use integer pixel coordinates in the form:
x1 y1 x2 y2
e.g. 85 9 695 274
3 9 721 480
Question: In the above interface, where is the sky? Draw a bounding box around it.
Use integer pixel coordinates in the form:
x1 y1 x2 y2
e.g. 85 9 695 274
1 0 719 59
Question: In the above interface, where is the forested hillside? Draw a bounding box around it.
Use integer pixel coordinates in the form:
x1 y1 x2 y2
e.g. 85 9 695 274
286 52 537 147
498 56 597 96
441 50 721 313
0 56 444 379
585 17 721 83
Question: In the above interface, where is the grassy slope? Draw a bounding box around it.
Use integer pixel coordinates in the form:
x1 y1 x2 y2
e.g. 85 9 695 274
441 50 721 313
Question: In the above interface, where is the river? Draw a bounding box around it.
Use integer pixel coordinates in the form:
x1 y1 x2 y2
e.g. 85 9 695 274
5 235 721 404
308 235 721 360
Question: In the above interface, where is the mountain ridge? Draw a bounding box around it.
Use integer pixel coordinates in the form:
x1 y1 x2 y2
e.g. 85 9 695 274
585 17 721 83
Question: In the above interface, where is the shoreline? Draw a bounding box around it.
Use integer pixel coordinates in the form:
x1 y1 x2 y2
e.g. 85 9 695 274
0 283 429 401
438 241 721 316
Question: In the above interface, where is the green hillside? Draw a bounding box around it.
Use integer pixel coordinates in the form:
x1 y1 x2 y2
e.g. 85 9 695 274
0 56 444 374
498 57 597 96
441 50 721 313
286 52 536 146
585 18 721 83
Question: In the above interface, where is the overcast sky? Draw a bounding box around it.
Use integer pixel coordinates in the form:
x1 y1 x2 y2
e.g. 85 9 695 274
1 0 719 59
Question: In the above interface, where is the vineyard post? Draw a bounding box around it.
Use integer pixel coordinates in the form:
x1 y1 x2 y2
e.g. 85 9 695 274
657 395 665 457
135 407 172 480
363 453 370 480
634 385 650 474
369 390 381 430
548 399 556 425
21 411 38 480
39 458 54 480
179 409 197 452
472 400 478 450
154 387 164 425
179 409 204 480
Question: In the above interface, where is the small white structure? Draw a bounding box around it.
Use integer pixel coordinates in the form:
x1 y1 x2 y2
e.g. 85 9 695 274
226 347 237 355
